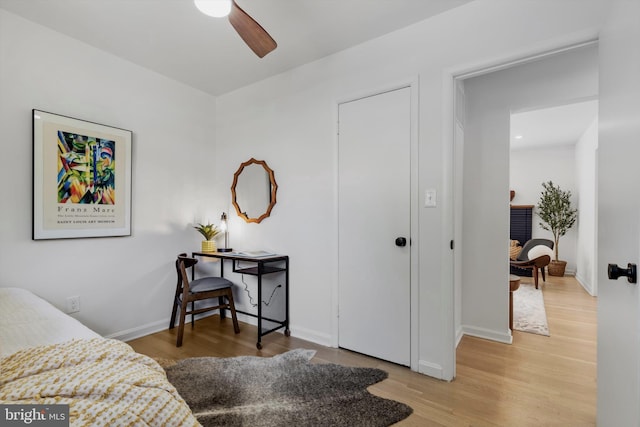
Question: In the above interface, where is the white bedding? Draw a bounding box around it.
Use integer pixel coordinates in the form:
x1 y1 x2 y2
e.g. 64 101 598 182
1 338 200 426
0 287 202 426
0 287 99 357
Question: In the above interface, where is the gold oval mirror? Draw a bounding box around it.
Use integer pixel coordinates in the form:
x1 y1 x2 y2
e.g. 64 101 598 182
231 158 278 223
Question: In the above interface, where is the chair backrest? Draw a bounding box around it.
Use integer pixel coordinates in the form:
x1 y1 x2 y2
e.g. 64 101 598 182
517 239 554 261
176 253 197 269
176 253 198 291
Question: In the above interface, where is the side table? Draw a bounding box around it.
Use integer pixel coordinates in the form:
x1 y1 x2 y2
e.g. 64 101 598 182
192 251 289 349
509 274 521 331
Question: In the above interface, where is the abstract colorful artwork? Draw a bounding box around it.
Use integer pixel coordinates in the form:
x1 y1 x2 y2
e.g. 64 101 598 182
57 131 116 205
33 110 132 240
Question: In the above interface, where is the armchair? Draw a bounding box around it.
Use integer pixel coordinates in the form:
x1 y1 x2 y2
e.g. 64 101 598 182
510 238 554 289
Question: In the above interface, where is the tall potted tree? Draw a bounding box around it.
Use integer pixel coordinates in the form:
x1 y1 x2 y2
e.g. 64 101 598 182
536 181 577 276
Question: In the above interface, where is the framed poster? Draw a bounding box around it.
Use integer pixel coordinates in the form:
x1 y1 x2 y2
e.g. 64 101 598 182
32 109 132 239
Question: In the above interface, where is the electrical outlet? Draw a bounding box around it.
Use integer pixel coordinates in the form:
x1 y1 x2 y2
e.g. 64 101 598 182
66 296 80 313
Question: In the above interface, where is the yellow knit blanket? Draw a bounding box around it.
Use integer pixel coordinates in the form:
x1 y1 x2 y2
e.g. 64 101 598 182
0 338 200 427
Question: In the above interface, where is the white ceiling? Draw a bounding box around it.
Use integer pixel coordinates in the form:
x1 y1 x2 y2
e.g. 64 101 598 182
0 0 472 96
510 100 599 150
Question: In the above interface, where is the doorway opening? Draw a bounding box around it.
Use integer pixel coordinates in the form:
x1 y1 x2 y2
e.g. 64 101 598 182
453 41 599 350
509 100 598 296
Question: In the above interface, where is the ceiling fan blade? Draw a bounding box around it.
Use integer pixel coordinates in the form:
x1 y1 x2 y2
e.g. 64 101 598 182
229 0 277 58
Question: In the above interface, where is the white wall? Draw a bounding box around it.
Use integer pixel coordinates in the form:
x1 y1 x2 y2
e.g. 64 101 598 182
575 118 599 295
0 0 611 380
462 45 598 343
0 9 223 339
214 1 609 378
510 145 578 273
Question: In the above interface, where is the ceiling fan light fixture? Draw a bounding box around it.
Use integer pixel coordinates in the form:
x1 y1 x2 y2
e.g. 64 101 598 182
194 0 232 18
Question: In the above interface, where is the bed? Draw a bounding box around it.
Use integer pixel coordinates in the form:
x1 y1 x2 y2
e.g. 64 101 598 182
0 287 200 426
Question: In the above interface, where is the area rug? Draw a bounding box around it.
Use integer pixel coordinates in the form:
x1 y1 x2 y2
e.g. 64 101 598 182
513 283 550 336
163 349 412 427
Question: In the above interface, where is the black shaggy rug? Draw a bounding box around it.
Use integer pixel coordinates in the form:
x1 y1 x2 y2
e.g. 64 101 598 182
164 349 413 427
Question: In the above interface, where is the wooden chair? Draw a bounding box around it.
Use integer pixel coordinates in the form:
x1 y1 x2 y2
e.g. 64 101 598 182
510 239 554 289
169 253 240 347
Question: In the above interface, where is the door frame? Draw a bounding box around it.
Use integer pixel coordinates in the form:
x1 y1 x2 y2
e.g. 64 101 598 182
446 37 599 379
332 78 420 371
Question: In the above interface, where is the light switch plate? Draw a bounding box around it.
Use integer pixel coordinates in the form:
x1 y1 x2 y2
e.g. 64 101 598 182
425 189 437 207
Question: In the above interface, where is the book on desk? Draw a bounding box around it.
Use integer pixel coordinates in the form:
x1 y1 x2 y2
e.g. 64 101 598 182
230 250 277 258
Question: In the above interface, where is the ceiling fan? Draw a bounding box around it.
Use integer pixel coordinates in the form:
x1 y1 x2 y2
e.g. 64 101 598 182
194 0 277 58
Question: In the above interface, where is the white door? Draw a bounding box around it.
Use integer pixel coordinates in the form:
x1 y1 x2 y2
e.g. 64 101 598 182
338 87 411 366
597 1 640 424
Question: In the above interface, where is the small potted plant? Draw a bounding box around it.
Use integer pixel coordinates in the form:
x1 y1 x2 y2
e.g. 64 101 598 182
536 181 577 276
194 222 220 252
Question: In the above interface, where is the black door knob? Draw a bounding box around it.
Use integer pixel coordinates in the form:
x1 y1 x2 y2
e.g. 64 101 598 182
395 237 407 247
608 263 637 284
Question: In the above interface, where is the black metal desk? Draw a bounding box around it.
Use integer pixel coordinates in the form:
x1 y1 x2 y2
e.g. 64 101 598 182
192 251 290 349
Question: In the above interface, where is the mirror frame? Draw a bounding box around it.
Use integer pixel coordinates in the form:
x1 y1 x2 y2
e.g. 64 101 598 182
230 158 278 224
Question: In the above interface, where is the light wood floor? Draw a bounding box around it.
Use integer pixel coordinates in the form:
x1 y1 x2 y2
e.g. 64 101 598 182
129 275 596 426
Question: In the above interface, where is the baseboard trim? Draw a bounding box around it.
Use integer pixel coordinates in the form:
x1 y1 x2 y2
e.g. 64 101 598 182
112 311 224 342
110 312 333 350
289 325 332 347
574 273 596 296
418 359 445 380
455 326 464 348
106 319 168 342
461 325 512 344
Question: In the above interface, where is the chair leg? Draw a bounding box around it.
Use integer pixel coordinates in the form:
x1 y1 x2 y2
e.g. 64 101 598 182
226 290 240 334
176 298 189 347
533 266 539 289
191 301 195 327
169 280 182 329
169 298 178 329
541 266 547 283
218 296 226 319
